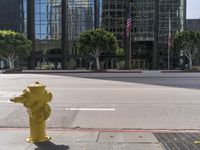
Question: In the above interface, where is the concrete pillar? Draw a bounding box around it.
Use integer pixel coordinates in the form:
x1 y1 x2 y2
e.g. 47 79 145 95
61 0 68 69
153 0 159 70
27 0 35 69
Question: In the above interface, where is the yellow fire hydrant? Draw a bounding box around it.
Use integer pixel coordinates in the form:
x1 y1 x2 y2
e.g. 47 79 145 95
10 82 52 143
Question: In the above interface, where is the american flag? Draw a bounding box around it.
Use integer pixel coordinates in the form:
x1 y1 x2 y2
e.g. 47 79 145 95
126 12 132 37
168 32 172 47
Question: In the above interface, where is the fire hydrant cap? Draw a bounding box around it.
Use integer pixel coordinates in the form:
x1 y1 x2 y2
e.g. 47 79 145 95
27 82 46 93
28 82 46 88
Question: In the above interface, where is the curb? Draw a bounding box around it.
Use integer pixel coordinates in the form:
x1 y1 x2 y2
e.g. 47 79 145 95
1 128 200 133
1 70 143 74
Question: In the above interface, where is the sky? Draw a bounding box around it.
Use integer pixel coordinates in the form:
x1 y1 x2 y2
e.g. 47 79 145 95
187 0 200 19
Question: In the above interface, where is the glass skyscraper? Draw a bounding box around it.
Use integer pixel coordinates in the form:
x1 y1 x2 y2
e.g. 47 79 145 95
0 0 186 69
24 0 100 69
101 0 186 69
0 0 25 33
0 0 26 69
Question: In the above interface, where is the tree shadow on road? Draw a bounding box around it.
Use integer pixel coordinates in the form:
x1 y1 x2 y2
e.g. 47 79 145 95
34 141 70 150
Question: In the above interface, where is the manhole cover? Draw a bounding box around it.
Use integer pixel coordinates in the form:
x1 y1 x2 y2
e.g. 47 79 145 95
154 133 200 150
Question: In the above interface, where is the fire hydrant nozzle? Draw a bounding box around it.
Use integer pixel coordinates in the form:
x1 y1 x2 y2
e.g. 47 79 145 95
10 82 52 143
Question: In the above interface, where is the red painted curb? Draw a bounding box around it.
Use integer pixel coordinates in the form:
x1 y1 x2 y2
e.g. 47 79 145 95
1 128 200 133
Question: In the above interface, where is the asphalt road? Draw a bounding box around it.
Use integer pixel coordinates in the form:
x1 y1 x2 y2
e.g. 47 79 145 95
1 71 200 130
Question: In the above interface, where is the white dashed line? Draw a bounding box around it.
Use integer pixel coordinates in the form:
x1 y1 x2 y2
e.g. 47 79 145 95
65 108 116 111
0 91 21 98
0 100 12 103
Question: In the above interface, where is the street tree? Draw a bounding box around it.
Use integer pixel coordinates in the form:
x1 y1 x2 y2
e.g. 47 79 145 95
173 31 200 70
0 30 32 70
78 28 119 70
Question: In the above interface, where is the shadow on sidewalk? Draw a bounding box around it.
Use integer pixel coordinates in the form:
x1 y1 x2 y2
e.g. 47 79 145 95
34 141 70 150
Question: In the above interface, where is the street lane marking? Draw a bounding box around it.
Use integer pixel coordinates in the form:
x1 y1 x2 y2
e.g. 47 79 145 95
65 108 116 111
0 100 12 103
0 91 21 98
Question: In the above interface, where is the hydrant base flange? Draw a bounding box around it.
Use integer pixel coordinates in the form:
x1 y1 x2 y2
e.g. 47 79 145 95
26 136 51 143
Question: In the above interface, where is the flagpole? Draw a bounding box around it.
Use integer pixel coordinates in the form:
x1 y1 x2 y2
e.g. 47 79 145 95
168 11 171 70
129 28 131 70
129 2 132 70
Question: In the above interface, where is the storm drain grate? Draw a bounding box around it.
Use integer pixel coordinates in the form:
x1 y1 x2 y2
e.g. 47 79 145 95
154 133 200 150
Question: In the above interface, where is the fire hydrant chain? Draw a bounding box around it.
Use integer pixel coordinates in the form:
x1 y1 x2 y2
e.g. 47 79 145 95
10 82 52 143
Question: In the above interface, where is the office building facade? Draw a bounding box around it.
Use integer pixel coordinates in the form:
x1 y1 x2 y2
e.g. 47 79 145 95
186 19 200 32
0 0 25 33
32 0 100 69
0 0 26 69
102 0 186 69
0 0 186 69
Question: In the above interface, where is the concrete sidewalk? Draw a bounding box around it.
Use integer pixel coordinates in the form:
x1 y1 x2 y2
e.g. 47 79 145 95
2 128 200 150
0 128 163 150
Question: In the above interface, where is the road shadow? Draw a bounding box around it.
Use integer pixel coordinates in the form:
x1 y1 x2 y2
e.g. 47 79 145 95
34 141 69 150
20 72 200 90
43 73 200 90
